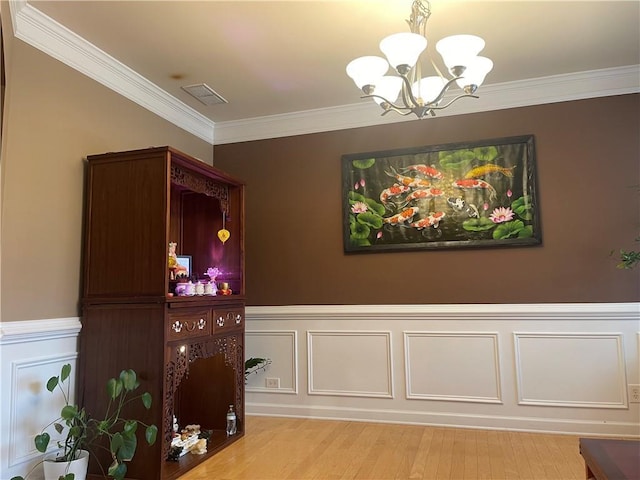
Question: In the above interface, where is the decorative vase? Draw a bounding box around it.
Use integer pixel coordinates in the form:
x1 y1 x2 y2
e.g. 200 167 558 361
43 449 89 480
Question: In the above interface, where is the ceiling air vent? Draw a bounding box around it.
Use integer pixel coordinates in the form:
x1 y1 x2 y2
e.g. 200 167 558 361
181 83 228 106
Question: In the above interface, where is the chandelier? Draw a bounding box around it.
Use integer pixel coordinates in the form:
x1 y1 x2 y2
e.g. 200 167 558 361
346 0 493 119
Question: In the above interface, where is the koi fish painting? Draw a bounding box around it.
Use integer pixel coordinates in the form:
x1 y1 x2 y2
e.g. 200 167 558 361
342 135 541 253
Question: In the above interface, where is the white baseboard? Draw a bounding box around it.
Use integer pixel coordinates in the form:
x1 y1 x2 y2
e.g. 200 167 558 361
246 403 640 438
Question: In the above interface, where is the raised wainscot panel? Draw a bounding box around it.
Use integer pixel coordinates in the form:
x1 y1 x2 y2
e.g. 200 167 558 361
404 332 502 403
307 331 393 398
246 330 298 393
514 333 628 408
9 354 78 467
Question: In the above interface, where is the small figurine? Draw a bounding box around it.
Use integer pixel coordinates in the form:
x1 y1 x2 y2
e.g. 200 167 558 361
173 415 179 434
218 282 232 295
191 438 207 455
168 242 178 269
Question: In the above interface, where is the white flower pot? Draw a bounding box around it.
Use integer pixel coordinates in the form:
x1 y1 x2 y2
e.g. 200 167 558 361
43 449 89 480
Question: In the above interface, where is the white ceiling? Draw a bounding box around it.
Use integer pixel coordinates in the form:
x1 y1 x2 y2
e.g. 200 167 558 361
11 1 640 143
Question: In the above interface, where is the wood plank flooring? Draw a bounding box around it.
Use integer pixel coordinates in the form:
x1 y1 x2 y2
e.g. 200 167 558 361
178 416 589 479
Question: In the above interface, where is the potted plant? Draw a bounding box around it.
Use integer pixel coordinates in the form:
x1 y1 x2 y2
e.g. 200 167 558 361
244 357 271 383
12 363 158 480
614 236 640 269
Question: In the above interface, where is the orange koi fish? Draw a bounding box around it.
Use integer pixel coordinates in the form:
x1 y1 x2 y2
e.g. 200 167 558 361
380 184 411 204
383 207 419 225
464 164 516 179
403 164 444 180
453 178 497 201
386 171 432 189
404 187 444 202
409 211 446 229
401 188 444 207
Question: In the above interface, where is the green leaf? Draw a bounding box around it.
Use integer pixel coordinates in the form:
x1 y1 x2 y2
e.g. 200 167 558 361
124 420 138 436
34 432 50 453
352 158 375 169
116 431 138 462
462 217 495 232
10 476 26 480
60 405 78 421
106 378 123 399
141 392 152 409
146 425 158 445
60 364 72 383
356 212 383 229
120 369 138 391
493 220 525 239
46 376 59 392
438 149 475 170
68 425 83 438
350 222 370 239
473 146 499 162
244 357 266 369
347 191 366 203
110 431 124 456
511 196 533 220
363 198 385 216
108 460 127 480
518 225 534 238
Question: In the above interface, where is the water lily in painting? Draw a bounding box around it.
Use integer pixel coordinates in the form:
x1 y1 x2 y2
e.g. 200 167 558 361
351 201 368 214
489 206 515 223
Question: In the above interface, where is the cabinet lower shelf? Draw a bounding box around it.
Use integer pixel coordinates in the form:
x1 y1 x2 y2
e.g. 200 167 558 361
86 430 244 480
163 430 244 480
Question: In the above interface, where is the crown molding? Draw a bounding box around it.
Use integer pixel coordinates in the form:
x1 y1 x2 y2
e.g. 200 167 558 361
9 0 215 144
213 65 640 144
10 1 640 146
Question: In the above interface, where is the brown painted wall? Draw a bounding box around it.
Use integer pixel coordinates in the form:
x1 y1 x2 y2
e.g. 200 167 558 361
214 95 640 305
1 13 213 322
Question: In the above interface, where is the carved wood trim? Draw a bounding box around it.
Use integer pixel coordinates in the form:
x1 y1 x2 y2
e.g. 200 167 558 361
163 334 243 460
170 165 229 214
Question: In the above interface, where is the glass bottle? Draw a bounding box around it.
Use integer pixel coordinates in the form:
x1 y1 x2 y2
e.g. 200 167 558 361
226 404 237 436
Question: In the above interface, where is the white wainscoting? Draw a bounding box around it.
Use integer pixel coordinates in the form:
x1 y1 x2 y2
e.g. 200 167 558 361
307 330 394 398
404 332 502 404
1 304 639 479
244 303 640 437
0 317 81 480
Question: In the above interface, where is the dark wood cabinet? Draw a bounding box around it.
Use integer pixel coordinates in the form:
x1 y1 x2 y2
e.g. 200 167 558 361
79 146 245 479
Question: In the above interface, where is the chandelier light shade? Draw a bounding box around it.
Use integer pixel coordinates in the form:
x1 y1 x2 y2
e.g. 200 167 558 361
346 0 493 119
435 34 485 74
372 76 403 105
379 33 427 73
346 56 389 91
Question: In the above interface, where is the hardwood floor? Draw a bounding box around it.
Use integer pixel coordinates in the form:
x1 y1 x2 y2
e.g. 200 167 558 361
178 416 588 479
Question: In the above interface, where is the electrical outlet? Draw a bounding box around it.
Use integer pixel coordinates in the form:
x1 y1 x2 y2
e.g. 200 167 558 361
629 384 640 403
265 377 280 389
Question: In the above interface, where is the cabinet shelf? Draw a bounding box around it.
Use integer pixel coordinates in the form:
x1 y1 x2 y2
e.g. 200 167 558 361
162 431 242 480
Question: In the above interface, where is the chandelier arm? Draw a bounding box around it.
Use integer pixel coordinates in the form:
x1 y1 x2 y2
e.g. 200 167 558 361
428 93 479 111
382 105 416 117
424 77 464 108
399 73 422 109
359 94 414 115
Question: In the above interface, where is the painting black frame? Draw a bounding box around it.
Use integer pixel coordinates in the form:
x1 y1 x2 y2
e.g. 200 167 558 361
342 135 541 253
